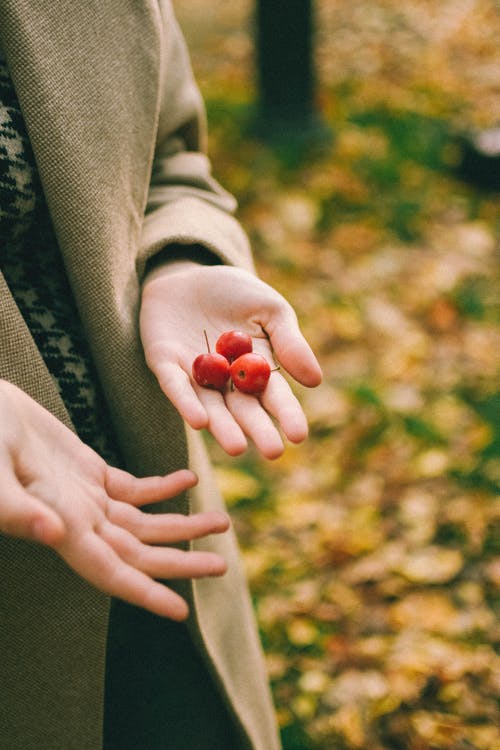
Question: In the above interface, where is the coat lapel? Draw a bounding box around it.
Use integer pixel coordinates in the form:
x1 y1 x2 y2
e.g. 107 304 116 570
0 0 189 480
0 4 164 748
0 0 162 303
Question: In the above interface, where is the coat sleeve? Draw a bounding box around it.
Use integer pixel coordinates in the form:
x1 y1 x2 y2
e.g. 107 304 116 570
138 0 255 278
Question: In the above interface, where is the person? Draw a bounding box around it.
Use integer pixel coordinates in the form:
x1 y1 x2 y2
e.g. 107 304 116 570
0 2 322 749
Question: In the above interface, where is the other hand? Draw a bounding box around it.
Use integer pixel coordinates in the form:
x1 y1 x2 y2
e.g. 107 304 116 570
0 379 229 620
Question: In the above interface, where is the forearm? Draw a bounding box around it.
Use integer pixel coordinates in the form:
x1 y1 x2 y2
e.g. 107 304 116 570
137 4 255 279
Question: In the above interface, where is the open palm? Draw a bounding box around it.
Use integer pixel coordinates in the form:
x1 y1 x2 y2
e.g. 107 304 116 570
140 263 322 459
0 380 229 620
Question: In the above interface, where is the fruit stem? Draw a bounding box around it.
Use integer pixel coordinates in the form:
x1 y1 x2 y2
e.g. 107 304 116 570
203 329 210 353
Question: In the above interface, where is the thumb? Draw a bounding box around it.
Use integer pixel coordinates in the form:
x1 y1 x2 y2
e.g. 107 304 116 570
0 478 65 546
265 307 322 388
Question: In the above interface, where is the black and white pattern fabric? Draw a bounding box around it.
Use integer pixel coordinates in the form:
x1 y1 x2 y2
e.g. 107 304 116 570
0 56 121 466
0 62 38 245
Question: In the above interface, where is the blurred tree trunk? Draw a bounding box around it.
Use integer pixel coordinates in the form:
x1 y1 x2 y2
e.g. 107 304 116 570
255 0 315 129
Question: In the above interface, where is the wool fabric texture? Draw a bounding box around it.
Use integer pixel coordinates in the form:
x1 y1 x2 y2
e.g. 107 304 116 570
0 2 280 749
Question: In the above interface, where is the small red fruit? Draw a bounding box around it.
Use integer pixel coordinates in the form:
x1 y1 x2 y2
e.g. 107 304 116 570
192 353 230 390
230 352 271 394
192 330 230 390
216 330 253 362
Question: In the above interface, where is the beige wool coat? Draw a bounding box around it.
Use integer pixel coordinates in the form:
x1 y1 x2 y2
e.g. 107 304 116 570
0 1 281 748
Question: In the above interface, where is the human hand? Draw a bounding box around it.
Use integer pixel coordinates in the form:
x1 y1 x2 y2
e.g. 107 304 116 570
0 380 229 620
140 263 322 459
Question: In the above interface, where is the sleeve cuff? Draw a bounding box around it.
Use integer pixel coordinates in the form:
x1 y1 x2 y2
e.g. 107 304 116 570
138 196 255 280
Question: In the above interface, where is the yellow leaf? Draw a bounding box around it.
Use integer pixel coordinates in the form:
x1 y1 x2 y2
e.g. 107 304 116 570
397 546 463 583
286 618 318 647
213 466 261 505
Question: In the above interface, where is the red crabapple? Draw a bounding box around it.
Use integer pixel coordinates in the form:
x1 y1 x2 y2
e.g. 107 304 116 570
192 352 230 390
230 352 271 394
216 330 253 362
192 330 230 390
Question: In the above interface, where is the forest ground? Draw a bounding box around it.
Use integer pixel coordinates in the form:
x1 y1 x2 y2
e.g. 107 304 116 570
174 2 500 748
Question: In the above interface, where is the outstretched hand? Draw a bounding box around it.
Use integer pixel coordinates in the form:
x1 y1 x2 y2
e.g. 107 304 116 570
0 380 229 621
140 263 322 459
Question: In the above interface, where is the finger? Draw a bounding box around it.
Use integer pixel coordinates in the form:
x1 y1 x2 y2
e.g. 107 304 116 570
60 531 190 620
99 521 228 578
196 387 248 456
105 468 198 507
153 360 208 429
107 503 230 544
264 308 322 387
0 473 65 545
225 388 284 459
260 372 309 444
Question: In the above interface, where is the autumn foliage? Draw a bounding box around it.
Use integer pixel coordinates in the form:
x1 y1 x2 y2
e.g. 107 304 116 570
175 2 500 748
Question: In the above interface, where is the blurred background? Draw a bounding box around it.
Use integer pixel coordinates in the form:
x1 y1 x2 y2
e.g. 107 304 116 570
173 2 500 748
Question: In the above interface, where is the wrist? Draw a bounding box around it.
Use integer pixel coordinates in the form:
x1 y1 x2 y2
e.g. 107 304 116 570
143 243 222 284
143 258 200 285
